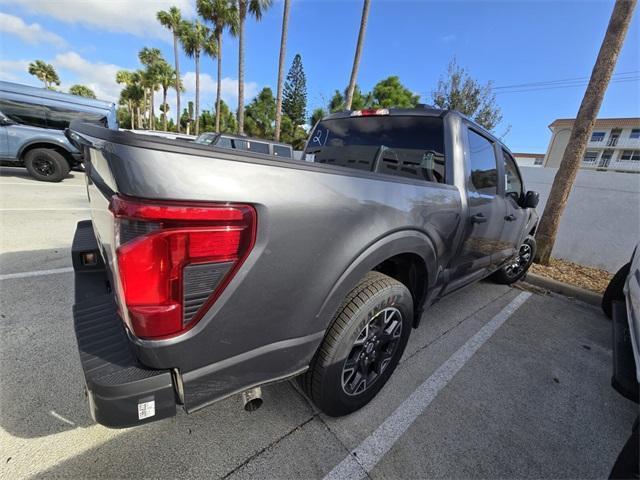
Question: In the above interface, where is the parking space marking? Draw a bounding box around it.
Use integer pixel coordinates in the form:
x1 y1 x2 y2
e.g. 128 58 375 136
0 267 73 280
0 182 85 188
323 291 532 480
0 208 90 211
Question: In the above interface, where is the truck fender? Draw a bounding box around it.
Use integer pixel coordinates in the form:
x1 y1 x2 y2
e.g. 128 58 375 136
315 229 438 335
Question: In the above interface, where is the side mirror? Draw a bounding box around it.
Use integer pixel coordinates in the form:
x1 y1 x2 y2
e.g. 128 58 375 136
522 190 539 209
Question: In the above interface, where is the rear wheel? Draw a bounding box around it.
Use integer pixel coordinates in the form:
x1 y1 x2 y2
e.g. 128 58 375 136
24 148 70 182
301 271 413 416
492 235 536 284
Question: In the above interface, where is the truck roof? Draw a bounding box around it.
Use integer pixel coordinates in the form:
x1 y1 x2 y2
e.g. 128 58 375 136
0 81 115 111
322 106 447 121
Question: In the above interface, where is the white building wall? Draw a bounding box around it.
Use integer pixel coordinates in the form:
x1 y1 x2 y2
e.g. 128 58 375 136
521 166 640 272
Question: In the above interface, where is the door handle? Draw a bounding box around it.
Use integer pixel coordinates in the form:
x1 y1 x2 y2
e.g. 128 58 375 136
504 214 516 221
471 213 487 224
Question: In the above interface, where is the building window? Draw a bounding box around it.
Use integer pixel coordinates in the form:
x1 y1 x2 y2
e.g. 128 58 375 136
620 150 640 161
583 151 599 163
590 132 605 142
630 129 640 139
534 157 544 165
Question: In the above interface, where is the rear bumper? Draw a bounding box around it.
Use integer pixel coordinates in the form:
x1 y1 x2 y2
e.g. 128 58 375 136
72 220 177 428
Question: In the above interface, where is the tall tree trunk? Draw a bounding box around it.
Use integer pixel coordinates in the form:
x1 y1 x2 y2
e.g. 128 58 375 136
237 0 246 134
137 105 143 129
345 0 371 110
150 88 155 130
129 100 134 129
274 0 291 142
162 87 168 131
535 0 636 264
143 89 148 129
174 32 181 133
195 53 201 136
215 30 223 133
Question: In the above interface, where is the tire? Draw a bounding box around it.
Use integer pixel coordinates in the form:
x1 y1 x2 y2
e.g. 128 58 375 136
301 271 413 417
24 148 70 182
492 235 536 285
602 262 631 319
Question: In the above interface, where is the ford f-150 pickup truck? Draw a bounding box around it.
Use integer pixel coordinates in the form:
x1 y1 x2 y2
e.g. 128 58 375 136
67 107 539 428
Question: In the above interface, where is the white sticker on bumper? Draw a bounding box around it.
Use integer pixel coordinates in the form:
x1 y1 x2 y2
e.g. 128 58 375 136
138 400 156 420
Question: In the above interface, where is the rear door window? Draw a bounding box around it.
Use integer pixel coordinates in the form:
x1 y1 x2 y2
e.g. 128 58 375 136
46 106 107 129
467 129 498 195
273 145 292 157
247 141 269 154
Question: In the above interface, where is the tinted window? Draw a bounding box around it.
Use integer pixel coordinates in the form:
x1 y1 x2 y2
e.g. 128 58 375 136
232 139 248 151
216 136 233 149
195 133 217 145
305 115 445 183
46 106 107 129
273 145 292 157
0 99 47 128
468 129 498 194
247 141 269 154
502 150 523 201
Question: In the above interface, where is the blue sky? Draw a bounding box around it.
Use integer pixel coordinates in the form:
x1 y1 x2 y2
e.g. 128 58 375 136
0 0 638 153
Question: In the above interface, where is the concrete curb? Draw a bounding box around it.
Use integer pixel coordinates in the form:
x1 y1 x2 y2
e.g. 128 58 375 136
523 272 603 307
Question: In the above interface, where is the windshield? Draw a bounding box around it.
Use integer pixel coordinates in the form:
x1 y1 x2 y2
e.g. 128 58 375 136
305 115 445 183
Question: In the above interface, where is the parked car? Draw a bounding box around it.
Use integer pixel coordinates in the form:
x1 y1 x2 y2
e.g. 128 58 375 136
68 107 539 428
194 131 293 158
605 245 639 479
0 81 117 181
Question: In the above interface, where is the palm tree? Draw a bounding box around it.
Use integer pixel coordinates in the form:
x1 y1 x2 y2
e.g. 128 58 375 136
345 0 371 110
236 0 272 134
535 0 636 263
181 20 216 135
69 84 96 98
157 6 184 132
116 70 144 129
273 0 290 142
157 60 182 131
139 47 163 130
28 60 60 88
197 0 238 133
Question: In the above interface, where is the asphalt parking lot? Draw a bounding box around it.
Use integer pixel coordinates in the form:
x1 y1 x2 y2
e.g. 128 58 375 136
1 165 637 479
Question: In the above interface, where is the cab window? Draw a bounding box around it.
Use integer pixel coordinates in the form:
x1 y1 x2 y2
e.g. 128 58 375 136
467 129 498 195
273 145 292 158
502 149 523 202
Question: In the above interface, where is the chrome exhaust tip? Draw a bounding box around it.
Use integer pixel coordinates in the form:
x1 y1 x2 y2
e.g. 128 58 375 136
241 387 263 412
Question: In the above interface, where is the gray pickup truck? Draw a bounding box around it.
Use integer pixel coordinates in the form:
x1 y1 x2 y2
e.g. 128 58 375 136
68 107 539 428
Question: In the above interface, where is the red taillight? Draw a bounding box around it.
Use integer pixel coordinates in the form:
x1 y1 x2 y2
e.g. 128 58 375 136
109 195 256 339
350 108 390 117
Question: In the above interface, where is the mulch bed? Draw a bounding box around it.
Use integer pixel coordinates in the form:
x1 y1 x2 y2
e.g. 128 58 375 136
530 258 613 294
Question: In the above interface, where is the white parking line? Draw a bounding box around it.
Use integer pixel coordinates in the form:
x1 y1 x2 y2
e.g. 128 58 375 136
0 208 89 211
0 267 74 280
323 291 532 480
0 182 85 188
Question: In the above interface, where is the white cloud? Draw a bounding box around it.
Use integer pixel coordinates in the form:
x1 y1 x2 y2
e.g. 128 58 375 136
0 59 30 82
53 51 123 101
0 13 66 48
441 34 457 43
2 0 195 42
182 72 260 108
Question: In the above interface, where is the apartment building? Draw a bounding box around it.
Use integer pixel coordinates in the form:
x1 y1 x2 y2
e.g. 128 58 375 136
543 117 640 172
513 152 545 168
